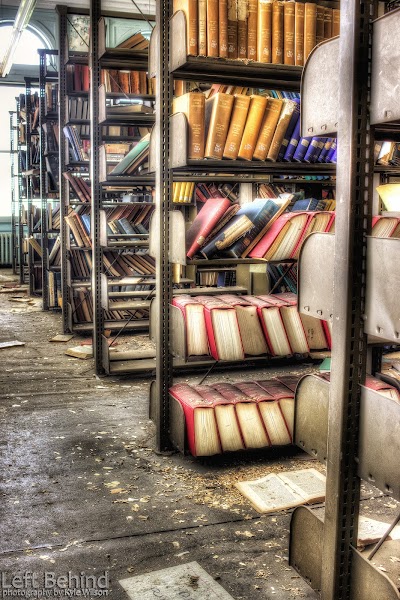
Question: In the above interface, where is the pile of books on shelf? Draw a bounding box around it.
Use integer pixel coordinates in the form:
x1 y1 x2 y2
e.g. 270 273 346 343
174 90 337 163
170 376 299 456
172 292 331 361
45 83 58 114
69 250 155 281
63 126 90 162
186 195 335 259
71 286 150 324
375 141 400 167
176 0 340 65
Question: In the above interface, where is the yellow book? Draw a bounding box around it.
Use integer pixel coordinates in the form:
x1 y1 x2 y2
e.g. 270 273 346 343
173 182 182 203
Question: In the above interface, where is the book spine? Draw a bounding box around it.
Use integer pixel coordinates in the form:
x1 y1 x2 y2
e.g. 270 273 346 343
205 94 235 159
293 137 311 162
325 140 337 163
304 2 317 62
257 0 272 63
271 0 284 64
207 0 219 56
316 5 325 46
185 0 199 55
294 1 304 66
228 0 238 58
223 202 280 257
283 1 295 66
303 137 325 163
247 0 258 59
317 138 333 162
223 94 251 159
238 95 268 160
253 98 283 161
324 7 333 40
282 118 301 161
219 0 229 56
237 0 248 58
277 102 300 161
332 8 340 37
199 0 207 54
267 100 296 162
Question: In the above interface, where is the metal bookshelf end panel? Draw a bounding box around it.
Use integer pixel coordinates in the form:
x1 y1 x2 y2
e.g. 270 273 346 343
300 37 339 138
298 232 334 321
289 506 324 593
294 374 329 463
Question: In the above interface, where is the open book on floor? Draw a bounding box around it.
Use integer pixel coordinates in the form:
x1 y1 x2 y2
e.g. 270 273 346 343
236 468 326 513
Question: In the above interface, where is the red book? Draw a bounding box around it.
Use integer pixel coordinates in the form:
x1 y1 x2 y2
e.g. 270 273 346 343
371 215 400 237
322 320 332 348
248 211 309 260
169 383 221 456
74 64 82 91
172 296 209 356
82 66 90 92
276 374 301 393
274 293 310 354
235 381 273 401
195 296 245 361
242 295 291 356
255 379 293 443
186 197 232 258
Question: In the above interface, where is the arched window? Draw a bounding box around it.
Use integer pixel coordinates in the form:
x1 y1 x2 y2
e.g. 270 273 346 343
0 21 51 66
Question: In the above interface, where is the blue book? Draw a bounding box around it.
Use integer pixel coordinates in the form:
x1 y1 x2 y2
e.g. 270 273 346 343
80 213 91 234
293 137 312 162
291 198 320 212
326 140 337 162
201 199 281 259
277 101 301 161
317 138 333 163
304 137 327 163
283 119 301 162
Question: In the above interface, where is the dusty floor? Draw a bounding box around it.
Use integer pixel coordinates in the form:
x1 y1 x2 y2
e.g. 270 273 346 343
0 269 397 599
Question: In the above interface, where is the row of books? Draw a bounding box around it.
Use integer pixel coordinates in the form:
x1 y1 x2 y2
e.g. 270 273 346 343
63 126 90 162
172 292 330 361
67 65 151 96
175 0 340 65
186 195 335 259
174 92 337 163
69 250 155 279
45 83 58 114
18 92 39 131
170 376 298 456
42 122 59 153
71 287 150 324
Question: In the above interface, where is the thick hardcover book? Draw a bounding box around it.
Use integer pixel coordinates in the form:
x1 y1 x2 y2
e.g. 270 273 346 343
317 138 333 162
109 135 150 175
198 0 207 54
196 296 245 361
267 99 298 162
174 0 198 55
255 381 292 444
169 384 221 456
223 94 251 159
207 0 219 56
303 137 326 163
316 4 325 45
215 295 269 355
293 136 311 162
300 313 330 350
271 0 284 64
304 2 317 62
277 100 300 160
324 7 333 40
294 1 305 66
237 0 248 58
238 95 268 160
200 199 273 258
186 196 232 257
275 292 309 354
219 0 229 56
172 92 206 159
283 1 295 65
248 211 309 260
257 0 272 63
227 0 238 57
332 8 340 36
282 112 301 161
205 93 235 159
247 0 258 59
221 199 281 257
242 295 291 356
253 98 283 161
172 296 210 356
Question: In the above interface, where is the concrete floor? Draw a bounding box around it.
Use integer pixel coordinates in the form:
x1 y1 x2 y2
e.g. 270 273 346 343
0 269 395 599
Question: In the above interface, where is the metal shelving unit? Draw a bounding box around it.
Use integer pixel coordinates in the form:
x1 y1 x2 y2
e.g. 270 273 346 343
15 95 27 284
10 110 19 275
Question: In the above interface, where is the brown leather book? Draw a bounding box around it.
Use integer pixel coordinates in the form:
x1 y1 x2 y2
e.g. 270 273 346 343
238 0 248 58
294 1 304 66
238 95 268 160
207 0 219 56
219 0 229 56
247 0 258 60
223 94 251 159
139 72 148 94
266 99 297 161
118 71 131 94
109 70 120 93
324 7 333 40
174 81 187 96
283 1 295 65
304 2 317 62
257 0 272 62
332 9 340 36
228 0 238 58
205 93 235 159
130 71 140 94
253 98 283 160
271 1 284 64
199 0 207 55
174 0 198 55
172 92 206 159
316 4 325 46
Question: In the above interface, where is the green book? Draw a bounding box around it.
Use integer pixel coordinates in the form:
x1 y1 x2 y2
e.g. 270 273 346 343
109 134 150 175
